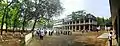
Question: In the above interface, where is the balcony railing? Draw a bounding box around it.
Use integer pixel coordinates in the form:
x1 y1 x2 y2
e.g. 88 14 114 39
62 22 97 26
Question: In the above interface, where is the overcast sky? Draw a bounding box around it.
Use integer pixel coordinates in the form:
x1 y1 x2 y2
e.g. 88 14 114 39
54 0 111 20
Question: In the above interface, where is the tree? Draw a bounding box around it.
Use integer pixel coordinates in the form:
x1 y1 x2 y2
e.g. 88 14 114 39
96 17 105 26
67 10 88 21
0 0 14 35
0 0 24 34
22 0 63 31
105 17 112 27
96 17 112 27
0 0 63 34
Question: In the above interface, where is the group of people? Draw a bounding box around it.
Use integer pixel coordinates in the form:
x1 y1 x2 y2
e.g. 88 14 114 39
36 29 47 40
35 29 72 40
35 29 55 40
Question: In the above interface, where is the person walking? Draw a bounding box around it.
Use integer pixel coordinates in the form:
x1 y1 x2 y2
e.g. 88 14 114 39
108 32 112 46
44 29 47 35
51 30 54 36
49 31 50 36
40 29 45 40
35 29 39 36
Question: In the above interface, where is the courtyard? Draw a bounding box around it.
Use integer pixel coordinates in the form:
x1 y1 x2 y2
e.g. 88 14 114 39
27 31 109 46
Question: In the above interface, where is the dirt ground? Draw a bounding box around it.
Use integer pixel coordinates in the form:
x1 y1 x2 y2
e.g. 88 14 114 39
73 31 108 46
0 31 26 46
28 31 108 46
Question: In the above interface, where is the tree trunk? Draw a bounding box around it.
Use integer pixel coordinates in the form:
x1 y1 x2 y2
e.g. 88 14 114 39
13 22 15 33
13 17 17 33
1 2 13 35
19 27 20 32
10 24 11 29
31 19 37 32
5 10 8 33
6 22 8 33
1 15 5 35
1 10 6 35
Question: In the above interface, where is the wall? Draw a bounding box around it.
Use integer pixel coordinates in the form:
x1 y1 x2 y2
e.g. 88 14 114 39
25 33 33 45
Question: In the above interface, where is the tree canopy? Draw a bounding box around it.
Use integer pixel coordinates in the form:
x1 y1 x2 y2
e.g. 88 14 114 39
96 17 112 27
67 10 95 21
0 0 63 35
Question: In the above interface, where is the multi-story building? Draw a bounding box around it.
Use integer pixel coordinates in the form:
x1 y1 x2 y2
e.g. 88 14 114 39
54 14 97 32
53 19 63 30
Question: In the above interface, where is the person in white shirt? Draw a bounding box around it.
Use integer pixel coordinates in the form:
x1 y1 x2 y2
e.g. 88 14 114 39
108 32 112 46
39 29 45 40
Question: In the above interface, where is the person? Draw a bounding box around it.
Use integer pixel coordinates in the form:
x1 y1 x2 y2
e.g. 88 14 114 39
33 29 39 36
97 27 100 31
49 30 51 36
40 29 45 40
108 32 112 46
51 30 54 36
36 29 39 36
68 31 70 35
44 29 47 35
61 31 63 34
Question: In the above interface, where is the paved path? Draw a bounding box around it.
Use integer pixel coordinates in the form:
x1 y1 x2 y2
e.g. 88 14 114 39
97 32 117 46
97 33 109 38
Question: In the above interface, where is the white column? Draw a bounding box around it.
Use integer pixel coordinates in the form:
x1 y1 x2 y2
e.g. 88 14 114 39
63 26 64 30
105 25 107 31
91 20 93 30
75 21 77 32
72 22 73 31
62 26 64 30
67 26 68 30
79 21 81 24
69 22 70 31
83 20 85 30
79 21 81 31
89 19 91 31
65 26 67 30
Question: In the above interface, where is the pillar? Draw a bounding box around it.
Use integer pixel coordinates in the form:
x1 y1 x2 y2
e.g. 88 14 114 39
105 25 107 31
62 26 64 30
75 21 77 31
79 21 81 31
69 26 70 31
65 26 67 30
69 22 70 31
67 26 69 30
83 20 85 30
72 22 73 31
89 19 91 31
92 26 93 30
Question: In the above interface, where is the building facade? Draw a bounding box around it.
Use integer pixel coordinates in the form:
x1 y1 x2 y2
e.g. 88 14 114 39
109 0 120 43
54 14 97 32
53 19 63 30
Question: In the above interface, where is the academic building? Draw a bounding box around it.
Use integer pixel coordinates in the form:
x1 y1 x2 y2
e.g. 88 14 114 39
53 14 97 32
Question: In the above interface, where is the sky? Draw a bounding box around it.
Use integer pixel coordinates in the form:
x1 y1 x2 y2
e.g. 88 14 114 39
54 0 111 20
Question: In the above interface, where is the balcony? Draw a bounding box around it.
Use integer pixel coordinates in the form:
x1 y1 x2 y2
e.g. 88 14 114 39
62 22 97 26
